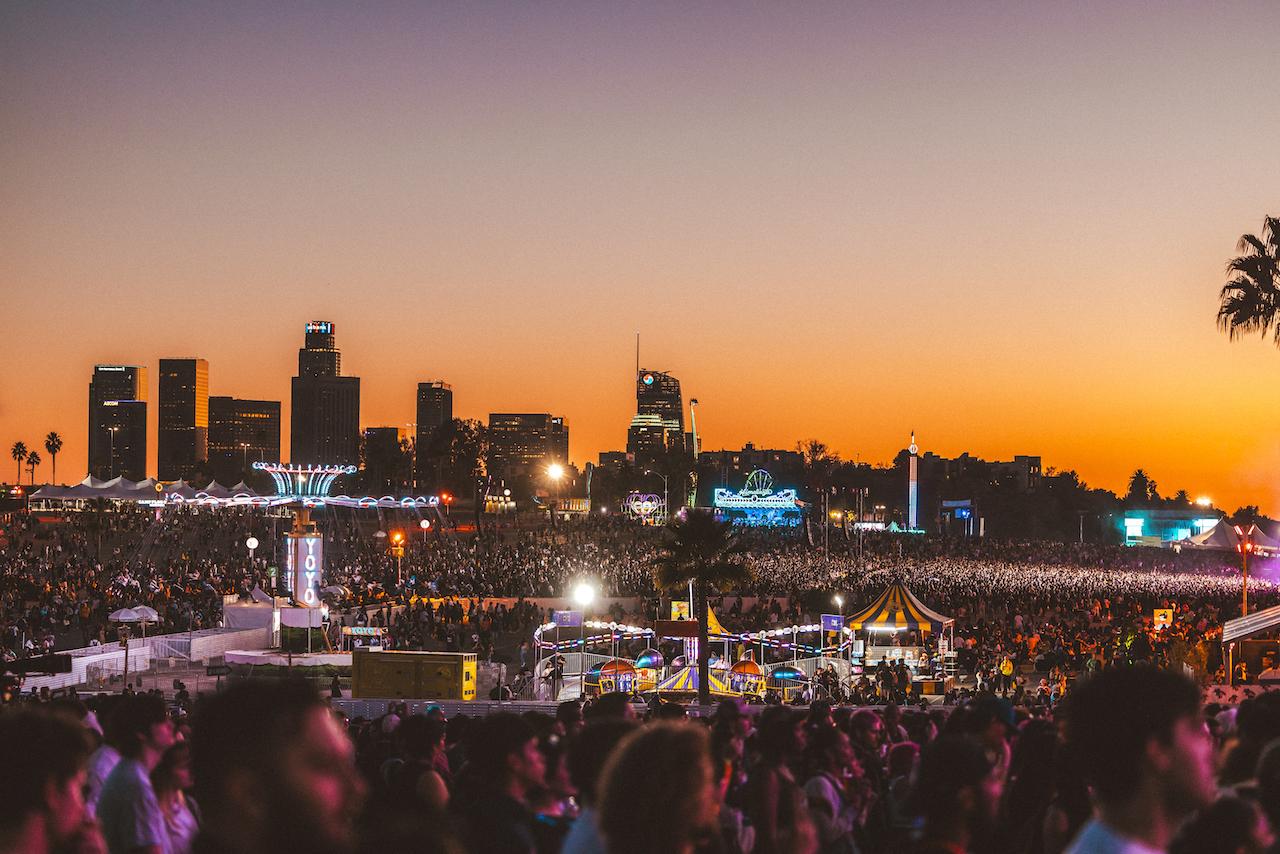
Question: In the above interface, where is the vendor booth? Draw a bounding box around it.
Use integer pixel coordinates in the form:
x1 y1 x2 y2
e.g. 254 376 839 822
846 583 956 681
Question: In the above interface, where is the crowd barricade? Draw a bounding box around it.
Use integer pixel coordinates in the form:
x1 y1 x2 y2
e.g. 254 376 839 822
19 626 273 692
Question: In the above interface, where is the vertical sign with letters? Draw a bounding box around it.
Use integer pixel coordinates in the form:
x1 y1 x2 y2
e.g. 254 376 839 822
287 534 323 607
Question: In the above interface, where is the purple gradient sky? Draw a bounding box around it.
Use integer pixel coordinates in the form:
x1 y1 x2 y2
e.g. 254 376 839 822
3 2 1280 509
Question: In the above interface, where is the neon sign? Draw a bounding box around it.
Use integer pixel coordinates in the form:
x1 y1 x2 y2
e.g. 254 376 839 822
713 469 801 527
624 492 666 524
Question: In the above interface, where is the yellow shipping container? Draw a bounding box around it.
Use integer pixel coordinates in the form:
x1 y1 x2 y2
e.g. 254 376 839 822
351 649 477 700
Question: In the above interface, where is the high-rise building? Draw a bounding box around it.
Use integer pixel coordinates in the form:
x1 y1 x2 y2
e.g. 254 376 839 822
157 358 209 480
297 320 340 377
208 397 281 484
363 426 408 492
414 381 453 489
88 365 147 480
626 369 685 462
487 413 568 479
290 321 360 465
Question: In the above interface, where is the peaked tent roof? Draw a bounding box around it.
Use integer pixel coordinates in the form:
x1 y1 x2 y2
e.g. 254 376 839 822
847 583 953 633
1183 521 1280 552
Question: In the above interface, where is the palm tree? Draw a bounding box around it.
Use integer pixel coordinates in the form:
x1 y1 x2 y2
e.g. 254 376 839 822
25 450 40 485
10 441 27 485
44 431 63 485
651 509 753 706
1217 216 1280 342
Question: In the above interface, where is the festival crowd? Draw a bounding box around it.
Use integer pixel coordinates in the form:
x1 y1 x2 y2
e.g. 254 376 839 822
4 665 1280 854
4 507 1276 687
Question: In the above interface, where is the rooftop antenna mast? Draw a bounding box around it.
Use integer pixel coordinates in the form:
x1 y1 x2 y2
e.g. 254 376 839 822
635 331 640 376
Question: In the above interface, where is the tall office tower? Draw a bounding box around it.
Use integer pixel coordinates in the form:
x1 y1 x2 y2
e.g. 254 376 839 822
208 396 281 483
157 358 209 480
297 321 340 377
413 381 453 489
290 321 360 465
88 365 148 480
487 414 568 479
626 369 685 463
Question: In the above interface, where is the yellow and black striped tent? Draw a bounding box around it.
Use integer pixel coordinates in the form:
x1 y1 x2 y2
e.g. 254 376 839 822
846 583 953 633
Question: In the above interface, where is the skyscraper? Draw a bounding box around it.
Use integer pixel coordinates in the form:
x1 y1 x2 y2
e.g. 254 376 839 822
290 321 360 465
414 381 453 489
626 369 685 463
88 365 147 480
157 358 209 480
208 396 281 483
487 413 568 479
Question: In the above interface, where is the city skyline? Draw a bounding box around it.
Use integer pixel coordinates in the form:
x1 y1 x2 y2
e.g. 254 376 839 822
4 4 1280 511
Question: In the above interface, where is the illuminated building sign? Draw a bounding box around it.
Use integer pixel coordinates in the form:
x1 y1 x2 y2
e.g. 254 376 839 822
287 534 323 607
305 321 332 334
713 469 801 527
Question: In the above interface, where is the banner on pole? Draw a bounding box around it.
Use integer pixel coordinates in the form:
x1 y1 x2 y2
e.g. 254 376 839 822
554 610 583 628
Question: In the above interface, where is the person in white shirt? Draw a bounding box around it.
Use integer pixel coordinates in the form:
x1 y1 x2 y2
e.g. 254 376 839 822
1063 668 1216 854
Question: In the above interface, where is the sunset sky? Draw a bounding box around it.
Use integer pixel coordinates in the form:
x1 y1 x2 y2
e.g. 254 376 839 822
3 2 1280 511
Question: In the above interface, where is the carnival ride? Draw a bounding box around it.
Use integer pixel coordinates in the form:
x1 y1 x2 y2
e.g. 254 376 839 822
533 581 956 701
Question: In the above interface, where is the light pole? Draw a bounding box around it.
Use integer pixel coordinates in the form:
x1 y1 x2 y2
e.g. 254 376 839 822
419 517 430 545
645 470 669 522
573 581 596 699
834 594 847 667
107 426 119 477
1236 525 1253 618
547 463 565 527
391 531 405 587
246 536 259 562
240 443 251 476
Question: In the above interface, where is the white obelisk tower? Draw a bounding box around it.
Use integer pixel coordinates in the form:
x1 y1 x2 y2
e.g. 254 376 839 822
907 431 919 531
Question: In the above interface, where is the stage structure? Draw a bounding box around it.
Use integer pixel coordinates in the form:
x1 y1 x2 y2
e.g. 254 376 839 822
712 469 801 527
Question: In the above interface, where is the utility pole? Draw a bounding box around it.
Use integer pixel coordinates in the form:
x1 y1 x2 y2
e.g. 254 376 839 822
1237 525 1252 617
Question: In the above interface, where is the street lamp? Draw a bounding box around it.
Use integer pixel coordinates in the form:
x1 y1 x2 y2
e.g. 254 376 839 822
572 581 597 698
644 470 669 521
833 594 846 666
547 464 565 525
391 530 405 587
246 536 259 561
418 517 430 545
